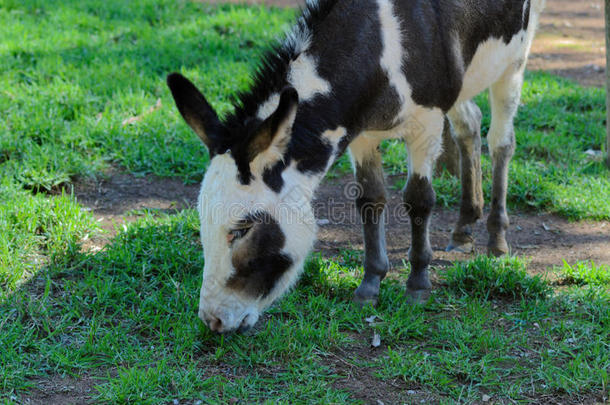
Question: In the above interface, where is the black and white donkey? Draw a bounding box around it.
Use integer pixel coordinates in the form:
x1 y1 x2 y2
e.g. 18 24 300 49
167 0 544 333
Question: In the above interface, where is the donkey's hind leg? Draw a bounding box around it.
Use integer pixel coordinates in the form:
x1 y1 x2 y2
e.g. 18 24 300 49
349 136 390 306
487 67 525 256
446 100 484 253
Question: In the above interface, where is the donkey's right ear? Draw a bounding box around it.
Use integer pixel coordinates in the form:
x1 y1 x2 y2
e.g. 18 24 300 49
167 73 225 150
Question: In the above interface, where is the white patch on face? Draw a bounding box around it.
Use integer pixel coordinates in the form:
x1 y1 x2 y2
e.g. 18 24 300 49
196 154 318 333
256 171 317 309
376 0 413 119
288 53 331 102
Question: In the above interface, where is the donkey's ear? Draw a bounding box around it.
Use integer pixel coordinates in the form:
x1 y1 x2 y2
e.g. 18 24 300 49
167 73 224 150
247 87 299 168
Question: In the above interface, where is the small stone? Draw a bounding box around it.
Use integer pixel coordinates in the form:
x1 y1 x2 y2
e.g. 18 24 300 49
365 315 378 324
482 394 491 402
406 390 416 395
371 332 381 348
173 400 179 405
376 400 385 405
317 219 330 226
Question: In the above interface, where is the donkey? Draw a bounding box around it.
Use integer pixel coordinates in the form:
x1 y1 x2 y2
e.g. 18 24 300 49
167 0 544 333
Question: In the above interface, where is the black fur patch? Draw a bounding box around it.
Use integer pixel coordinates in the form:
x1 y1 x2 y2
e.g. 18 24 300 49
227 212 293 298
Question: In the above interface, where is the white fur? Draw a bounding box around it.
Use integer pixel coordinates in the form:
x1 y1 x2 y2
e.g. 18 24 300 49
457 0 541 154
348 133 381 168
457 32 528 104
377 0 414 119
288 53 331 101
197 154 318 332
257 53 331 120
457 1 540 104
404 109 445 179
256 93 280 120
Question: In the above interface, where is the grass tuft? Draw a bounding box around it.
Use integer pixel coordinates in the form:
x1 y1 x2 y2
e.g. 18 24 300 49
444 256 551 301
559 261 610 287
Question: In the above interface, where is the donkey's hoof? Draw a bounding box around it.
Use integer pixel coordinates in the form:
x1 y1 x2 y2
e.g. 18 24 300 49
487 241 509 257
354 277 381 307
446 240 474 253
353 292 378 307
405 288 431 305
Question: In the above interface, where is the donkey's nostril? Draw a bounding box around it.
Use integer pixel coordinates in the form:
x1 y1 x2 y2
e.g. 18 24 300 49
208 316 223 333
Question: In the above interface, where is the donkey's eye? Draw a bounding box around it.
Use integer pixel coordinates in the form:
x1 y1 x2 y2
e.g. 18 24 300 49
227 226 252 244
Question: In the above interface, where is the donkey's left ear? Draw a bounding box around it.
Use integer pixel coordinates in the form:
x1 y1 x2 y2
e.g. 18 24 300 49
247 87 299 169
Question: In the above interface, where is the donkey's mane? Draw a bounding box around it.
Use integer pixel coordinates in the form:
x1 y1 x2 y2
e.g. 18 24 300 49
223 0 339 134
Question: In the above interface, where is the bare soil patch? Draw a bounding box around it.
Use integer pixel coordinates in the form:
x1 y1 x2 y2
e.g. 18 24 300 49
204 0 607 88
19 374 101 405
73 169 199 250
529 0 605 88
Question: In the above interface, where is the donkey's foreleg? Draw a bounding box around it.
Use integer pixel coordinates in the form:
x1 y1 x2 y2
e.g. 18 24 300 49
349 137 390 306
403 110 444 303
446 101 484 253
487 69 523 256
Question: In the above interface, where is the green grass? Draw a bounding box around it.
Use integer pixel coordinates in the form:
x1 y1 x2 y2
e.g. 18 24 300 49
558 261 610 287
1 0 609 403
1 212 608 403
444 256 551 301
0 178 95 293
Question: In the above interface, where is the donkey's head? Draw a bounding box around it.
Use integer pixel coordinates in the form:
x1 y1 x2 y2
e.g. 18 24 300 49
167 73 317 333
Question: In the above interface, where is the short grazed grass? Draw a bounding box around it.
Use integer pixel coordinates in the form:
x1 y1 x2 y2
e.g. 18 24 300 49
1 0 609 403
1 212 608 403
